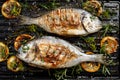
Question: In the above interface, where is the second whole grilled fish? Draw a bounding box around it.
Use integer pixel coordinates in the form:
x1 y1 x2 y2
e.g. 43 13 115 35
17 36 111 69
19 8 102 36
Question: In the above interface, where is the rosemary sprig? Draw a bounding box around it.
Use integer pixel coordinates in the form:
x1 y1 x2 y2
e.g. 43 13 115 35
20 1 30 10
100 44 107 54
101 24 119 37
74 65 83 74
39 0 60 10
54 69 68 80
53 65 83 80
90 16 96 21
81 37 97 51
101 9 116 19
102 24 110 37
102 65 111 76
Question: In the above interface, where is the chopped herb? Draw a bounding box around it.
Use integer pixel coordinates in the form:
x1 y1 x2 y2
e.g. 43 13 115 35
10 62 18 69
90 16 96 21
9 59 24 71
0 48 6 58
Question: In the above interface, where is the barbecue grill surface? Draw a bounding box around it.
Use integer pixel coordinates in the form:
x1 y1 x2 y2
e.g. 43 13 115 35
0 0 119 80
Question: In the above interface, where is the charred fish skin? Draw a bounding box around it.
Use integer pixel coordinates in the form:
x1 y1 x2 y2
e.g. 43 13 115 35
19 8 102 36
17 36 109 69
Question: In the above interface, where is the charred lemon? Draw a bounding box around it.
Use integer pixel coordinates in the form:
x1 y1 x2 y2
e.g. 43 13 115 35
83 0 102 16
14 34 33 51
0 42 9 62
1 0 21 18
81 52 101 72
7 56 24 72
100 36 118 54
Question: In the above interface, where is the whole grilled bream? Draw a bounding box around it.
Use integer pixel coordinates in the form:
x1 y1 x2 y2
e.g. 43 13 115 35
17 36 110 69
19 8 102 36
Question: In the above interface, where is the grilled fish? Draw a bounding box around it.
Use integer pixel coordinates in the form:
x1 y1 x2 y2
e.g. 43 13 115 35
19 8 102 36
17 36 110 69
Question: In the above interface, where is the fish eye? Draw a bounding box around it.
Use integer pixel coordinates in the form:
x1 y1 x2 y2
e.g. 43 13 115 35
22 45 29 53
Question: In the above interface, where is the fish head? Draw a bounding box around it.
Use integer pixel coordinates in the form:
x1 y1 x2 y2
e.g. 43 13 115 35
81 11 102 34
17 42 35 63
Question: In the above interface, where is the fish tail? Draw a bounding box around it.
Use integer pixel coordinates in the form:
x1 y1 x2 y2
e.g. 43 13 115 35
18 15 38 25
94 54 112 65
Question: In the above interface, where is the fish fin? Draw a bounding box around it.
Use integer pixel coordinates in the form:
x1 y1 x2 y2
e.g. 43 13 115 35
17 15 38 25
94 54 112 65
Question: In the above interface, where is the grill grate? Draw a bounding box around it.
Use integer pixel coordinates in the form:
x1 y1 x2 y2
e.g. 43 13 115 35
0 0 119 80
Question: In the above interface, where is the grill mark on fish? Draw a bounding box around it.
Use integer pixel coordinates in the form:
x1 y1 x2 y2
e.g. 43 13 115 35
44 8 81 33
35 43 77 67
17 36 110 69
36 44 50 61
19 8 102 36
44 45 63 67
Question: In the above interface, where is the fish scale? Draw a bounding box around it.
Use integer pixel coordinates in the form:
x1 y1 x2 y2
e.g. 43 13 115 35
19 8 102 36
0 0 119 80
17 36 111 69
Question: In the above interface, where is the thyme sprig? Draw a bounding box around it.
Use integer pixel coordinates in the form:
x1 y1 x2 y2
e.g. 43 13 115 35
81 37 97 51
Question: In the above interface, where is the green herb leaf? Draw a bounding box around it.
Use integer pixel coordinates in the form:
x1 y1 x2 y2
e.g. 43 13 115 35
39 0 60 10
81 37 97 51
102 65 111 76
0 48 6 58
